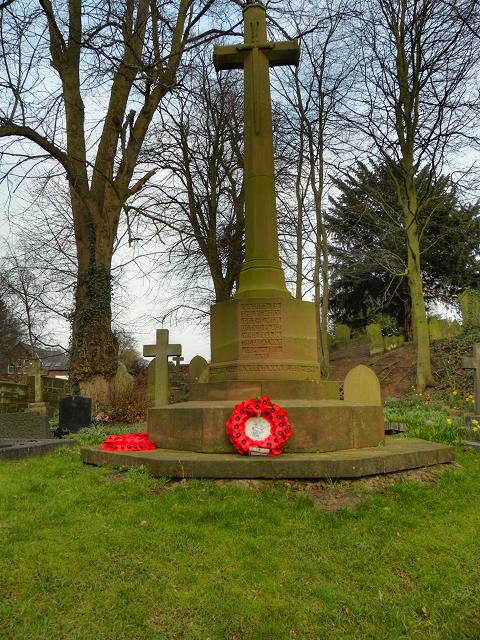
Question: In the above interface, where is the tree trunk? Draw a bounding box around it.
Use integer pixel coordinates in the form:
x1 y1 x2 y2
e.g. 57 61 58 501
69 202 119 405
404 204 433 392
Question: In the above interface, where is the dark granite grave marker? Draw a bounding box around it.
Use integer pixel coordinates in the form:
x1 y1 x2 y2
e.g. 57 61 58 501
58 396 92 434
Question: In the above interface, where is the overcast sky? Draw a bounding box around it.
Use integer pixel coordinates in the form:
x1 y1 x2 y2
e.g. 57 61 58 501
0 189 211 362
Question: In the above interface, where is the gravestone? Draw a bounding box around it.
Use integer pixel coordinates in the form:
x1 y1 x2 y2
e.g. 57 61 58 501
344 365 382 406
446 320 463 338
25 360 50 417
143 329 182 406
189 355 209 383
334 324 351 344
384 335 405 351
459 289 480 328
112 362 134 393
59 396 92 433
462 343 480 416
366 324 384 356
428 317 443 341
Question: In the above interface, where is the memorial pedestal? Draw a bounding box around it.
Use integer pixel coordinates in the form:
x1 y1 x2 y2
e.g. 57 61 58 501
210 297 320 381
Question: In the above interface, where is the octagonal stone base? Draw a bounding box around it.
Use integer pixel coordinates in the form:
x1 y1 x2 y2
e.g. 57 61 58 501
81 437 456 479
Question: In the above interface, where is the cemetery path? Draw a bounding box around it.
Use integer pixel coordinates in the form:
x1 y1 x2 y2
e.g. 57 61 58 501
330 342 417 400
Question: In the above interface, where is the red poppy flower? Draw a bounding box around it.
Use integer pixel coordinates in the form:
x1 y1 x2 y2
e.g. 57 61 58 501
101 432 157 451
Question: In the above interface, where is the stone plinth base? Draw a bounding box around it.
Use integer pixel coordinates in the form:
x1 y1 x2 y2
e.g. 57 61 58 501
25 402 51 417
147 399 384 454
210 297 320 381
81 437 455 479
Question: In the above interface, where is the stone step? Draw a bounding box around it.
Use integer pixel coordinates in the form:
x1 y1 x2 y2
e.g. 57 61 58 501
81 437 455 479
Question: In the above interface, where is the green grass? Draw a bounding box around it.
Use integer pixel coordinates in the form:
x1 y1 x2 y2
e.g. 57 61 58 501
1 446 480 639
385 390 480 444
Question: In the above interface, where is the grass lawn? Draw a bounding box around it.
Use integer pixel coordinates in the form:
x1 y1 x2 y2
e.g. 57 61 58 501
1 442 480 640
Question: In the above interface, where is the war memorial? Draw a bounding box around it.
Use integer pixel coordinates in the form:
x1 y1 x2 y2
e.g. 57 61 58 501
81 2 454 477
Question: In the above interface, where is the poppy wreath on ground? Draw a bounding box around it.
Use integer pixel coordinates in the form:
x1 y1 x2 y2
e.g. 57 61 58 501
226 396 292 456
101 432 157 451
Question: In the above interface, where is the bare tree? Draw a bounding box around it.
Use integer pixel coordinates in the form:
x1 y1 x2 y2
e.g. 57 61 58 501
0 291 22 375
0 0 231 400
349 0 479 391
0 247 58 356
274 0 356 376
133 54 244 318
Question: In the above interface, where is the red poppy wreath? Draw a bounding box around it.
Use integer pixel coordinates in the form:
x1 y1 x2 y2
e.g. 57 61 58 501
226 396 292 456
101 432 157 451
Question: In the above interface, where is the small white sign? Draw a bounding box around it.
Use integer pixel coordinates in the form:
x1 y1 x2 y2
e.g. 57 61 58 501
245 415 272 441
249 446 270 456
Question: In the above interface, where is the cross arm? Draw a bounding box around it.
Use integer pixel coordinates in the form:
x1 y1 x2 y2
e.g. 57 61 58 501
168 344 182 357
143 345 155 358
213 45 247 71
265 40 299 67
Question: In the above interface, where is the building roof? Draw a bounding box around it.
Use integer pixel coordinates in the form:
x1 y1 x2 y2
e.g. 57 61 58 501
15 342 69 372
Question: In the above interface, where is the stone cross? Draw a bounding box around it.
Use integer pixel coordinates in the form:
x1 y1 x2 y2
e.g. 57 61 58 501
173 355 184 371
462 343 480 415
32 359 44 403
143 329 182 406
214 1 298 298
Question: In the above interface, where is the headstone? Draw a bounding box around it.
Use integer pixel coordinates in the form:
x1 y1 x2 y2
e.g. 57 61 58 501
384 335 405 351
459 289 480 328
112 361 134 393
198 367 209 383
33 360 45 402
26 360 50 416
446 320 463 338
58 395 92 433
462 343 480 415
143 329 182 406
189 355 209 383
344 365 382 406
334 324 351 344
428 317 443 341
366 324 384 356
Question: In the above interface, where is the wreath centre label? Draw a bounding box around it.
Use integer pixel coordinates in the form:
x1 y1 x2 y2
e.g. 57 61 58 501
245 415 272 440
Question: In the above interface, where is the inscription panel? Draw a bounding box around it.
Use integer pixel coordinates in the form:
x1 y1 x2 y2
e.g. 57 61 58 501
239 302 283 358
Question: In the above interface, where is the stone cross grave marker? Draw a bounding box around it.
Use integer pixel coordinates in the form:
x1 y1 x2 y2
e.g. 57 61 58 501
214 1 299 298
461 343 480 415
173 355 184 371
33 359 45 403
143 330 182 407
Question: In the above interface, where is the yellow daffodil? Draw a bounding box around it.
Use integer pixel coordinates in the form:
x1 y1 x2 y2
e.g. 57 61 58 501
473 427 479 433
472 419 479 426
452 390 458 396
447 418 452 425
